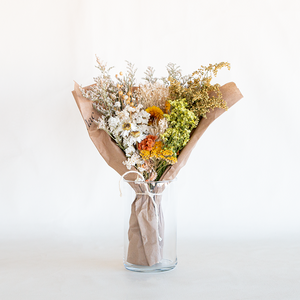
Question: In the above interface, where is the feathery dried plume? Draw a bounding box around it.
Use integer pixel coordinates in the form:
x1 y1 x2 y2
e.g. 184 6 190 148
137 82 169 111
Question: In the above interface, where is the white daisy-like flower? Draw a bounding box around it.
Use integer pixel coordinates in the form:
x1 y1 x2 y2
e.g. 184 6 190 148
123 152 144 170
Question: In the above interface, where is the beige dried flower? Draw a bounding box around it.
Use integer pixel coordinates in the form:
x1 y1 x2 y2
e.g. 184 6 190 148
136 82 169 111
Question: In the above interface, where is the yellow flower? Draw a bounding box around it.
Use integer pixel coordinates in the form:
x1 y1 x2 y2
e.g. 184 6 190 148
150 141 163 158
166 156 177 164
157 145 177 165
140 150 150 160
139 139 177 165
146 106 164 124
161 149 173 157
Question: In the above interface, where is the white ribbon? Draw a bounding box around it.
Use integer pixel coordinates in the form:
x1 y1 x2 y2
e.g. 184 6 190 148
119 171 163 242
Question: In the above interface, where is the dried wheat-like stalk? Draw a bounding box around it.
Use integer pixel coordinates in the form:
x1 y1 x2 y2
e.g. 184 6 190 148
136 82 169 111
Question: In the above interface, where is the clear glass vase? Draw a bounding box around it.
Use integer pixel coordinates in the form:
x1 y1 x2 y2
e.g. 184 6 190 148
121 177 178 273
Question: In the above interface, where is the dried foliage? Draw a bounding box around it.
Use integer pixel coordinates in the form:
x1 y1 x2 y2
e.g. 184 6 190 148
168 62 230 119
142 66 158 84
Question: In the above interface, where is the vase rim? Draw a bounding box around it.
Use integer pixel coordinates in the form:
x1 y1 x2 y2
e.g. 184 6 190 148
122 177 177 184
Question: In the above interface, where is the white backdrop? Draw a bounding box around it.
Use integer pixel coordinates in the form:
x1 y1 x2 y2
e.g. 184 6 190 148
1 0 299 241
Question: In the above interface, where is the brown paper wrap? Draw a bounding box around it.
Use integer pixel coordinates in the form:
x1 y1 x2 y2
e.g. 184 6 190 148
126 187 165 266
72 81 243 266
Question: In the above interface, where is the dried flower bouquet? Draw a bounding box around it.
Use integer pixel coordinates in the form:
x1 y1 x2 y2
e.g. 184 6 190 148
79 58 232 181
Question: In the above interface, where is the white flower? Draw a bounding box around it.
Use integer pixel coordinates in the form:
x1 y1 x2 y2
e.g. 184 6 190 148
158 118 168 134
94 117 106 130
127 106 137 112
123 152 144 170
137 165 146 173
125 145 135 157
108 116 120 130
123 131 147 148
133 110 150 124
98 104 152 154
116 109 130 121
120 127 131 138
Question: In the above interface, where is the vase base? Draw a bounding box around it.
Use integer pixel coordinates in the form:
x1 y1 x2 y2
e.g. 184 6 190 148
124 259 177 273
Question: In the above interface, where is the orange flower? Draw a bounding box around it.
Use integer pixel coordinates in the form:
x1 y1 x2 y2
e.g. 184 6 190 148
165 101 171 113
138 135 157 151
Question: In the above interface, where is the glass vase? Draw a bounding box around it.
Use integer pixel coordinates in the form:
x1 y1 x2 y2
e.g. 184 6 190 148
121 177 178 273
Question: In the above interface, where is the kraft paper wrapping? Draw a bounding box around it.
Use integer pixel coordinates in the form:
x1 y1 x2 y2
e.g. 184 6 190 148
72 81 243 266
126 188 164 266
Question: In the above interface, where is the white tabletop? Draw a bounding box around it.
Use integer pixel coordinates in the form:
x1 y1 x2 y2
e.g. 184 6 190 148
1 237 299 300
